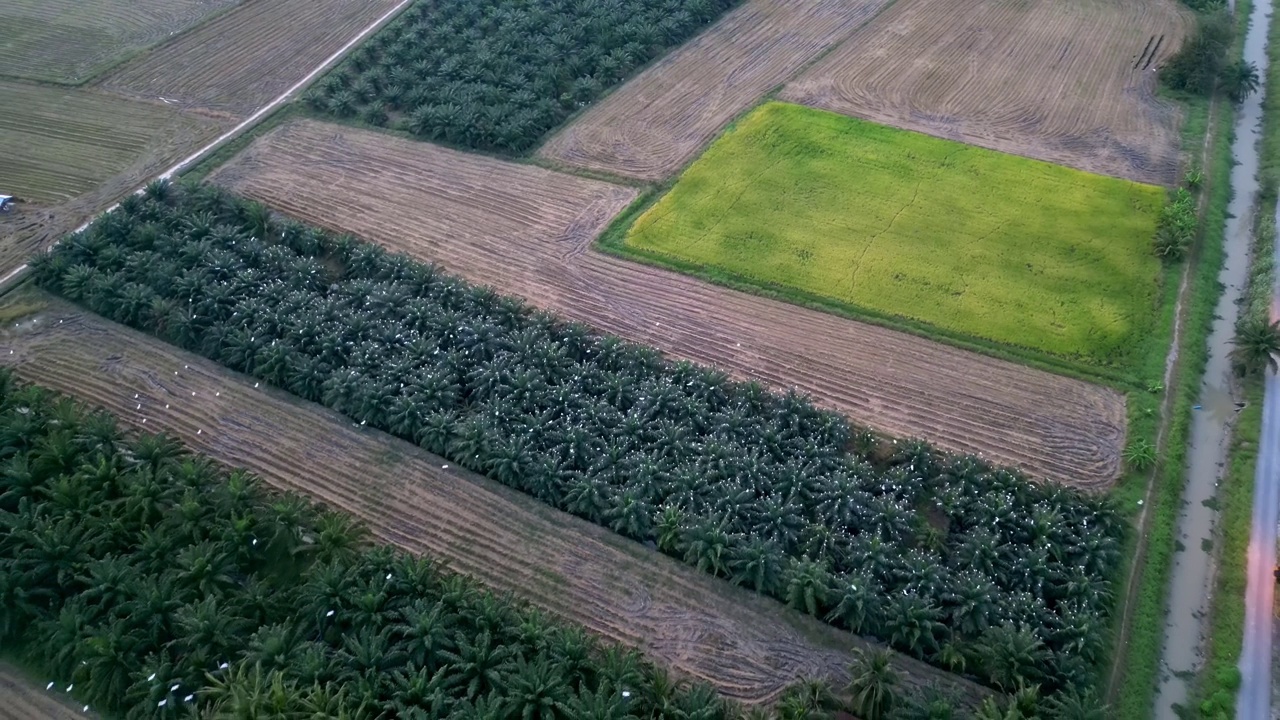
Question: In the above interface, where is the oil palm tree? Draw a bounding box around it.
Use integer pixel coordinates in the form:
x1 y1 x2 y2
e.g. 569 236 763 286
1223 60 1261 102
1231 317 1280 376
503 656 572 720
440 630 516 700
783 558 830 617
846 648 898 720
392 600 458 671
728 536 783 596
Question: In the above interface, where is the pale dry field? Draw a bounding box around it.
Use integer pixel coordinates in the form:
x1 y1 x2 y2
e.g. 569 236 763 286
212 120 1127 488
780 0 1191 184
536 0 891 180
100 0 403 118
0 81 226 282
0 0 238 84
0 289 988 706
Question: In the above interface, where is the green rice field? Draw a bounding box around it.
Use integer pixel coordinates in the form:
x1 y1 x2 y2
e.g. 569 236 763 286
621 102 1165 369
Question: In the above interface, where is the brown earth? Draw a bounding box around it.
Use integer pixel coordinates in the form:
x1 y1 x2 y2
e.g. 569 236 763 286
0 288 990 707
99 0 404 119
0 662 95 720
780 0 1191 185
211 120 1127 488
536 0 892 181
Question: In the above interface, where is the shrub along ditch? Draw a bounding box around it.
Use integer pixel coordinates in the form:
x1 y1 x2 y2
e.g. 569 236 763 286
32 181 1125 702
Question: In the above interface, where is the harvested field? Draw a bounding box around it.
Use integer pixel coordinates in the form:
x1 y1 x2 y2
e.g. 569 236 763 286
100 0 404 118
0 80 225 278
212 120 1128 488
0 0 238 84
0 662 93 720
536 0 890 180
780 0 1191 185
0 288 989 707
0 81 220 205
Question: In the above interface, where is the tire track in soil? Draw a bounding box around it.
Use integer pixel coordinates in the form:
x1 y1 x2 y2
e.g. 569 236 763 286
212 120 1127 489
0 291 989 707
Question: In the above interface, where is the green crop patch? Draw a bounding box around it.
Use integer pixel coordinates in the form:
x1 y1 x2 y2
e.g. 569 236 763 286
622 102 1165 370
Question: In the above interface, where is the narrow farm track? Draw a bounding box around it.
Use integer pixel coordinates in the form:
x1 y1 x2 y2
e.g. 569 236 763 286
213 120 1127 488
0 662 93 720
536 0 892 180
0 291 989 707
99 0 403 118
781 0 1190 185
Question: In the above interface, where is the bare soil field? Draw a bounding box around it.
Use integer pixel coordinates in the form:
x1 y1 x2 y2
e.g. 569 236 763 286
212 120 1127 488
0 80 226 280
780 0 1191 185
0 288 988 707
100 0 404 119
0 0 239 84
536 0 891 180
0 662 93 720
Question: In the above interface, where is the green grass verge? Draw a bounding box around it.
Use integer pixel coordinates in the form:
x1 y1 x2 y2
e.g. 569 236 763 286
1107 0 1252 708
616 101 1165 376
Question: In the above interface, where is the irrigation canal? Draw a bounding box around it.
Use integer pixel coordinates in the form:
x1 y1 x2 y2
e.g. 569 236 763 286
1156 0 1274 716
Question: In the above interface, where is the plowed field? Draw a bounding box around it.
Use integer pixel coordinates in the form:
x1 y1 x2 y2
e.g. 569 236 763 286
0 662 92 720
536 0 890 180
100 0 404 118
780 0 1190 185
0 289 988 707
212 120 1127 488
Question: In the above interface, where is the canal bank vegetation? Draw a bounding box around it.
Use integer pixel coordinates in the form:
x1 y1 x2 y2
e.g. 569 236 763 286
1164 5 1259 104
1191 6 1280 714
1109 0 1253 717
